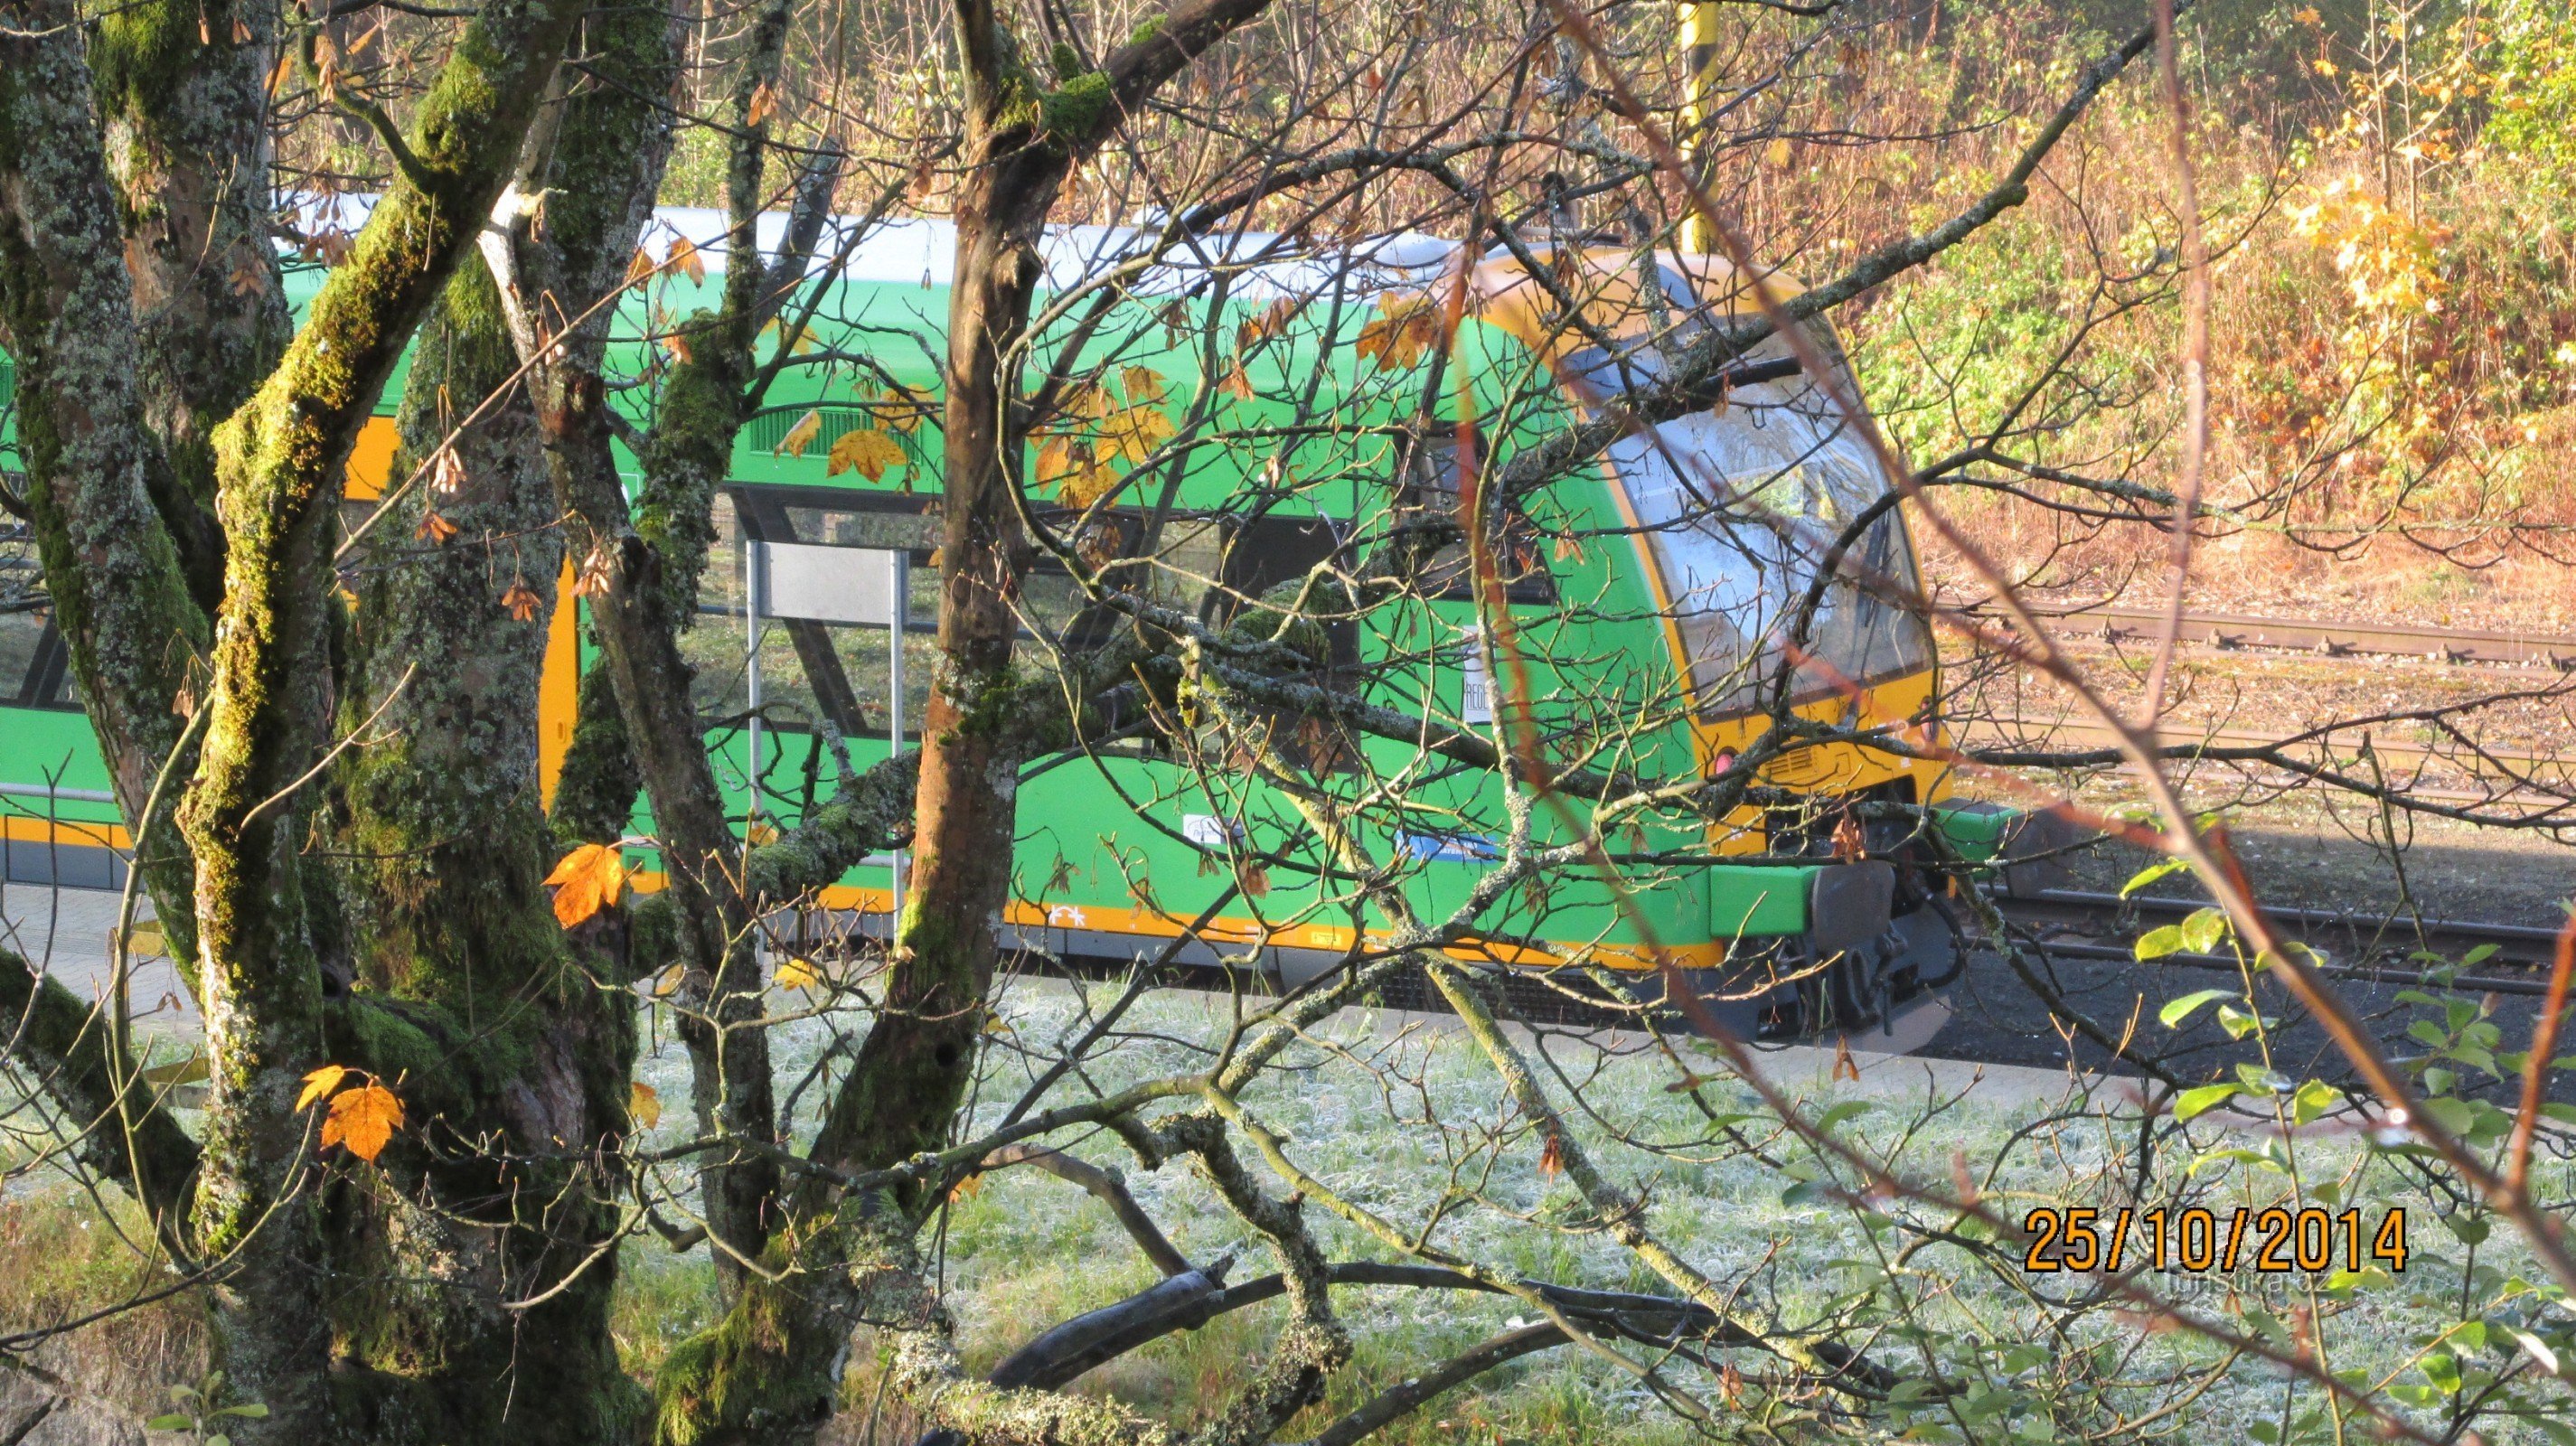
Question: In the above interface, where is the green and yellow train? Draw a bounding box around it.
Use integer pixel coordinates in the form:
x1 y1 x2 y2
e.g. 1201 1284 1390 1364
0 210 2027 1042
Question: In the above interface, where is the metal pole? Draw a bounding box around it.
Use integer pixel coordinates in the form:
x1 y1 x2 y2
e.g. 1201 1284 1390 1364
888 547 907 928
1679 0 1719 254
746 537 762 831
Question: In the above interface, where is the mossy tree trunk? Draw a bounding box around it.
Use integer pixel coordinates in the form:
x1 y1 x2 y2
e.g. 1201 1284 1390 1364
0 0 654 1436
482 0 828 1310
89 0 287 613
638 3 1288 1441
0 1 212 986
318 258 646 1442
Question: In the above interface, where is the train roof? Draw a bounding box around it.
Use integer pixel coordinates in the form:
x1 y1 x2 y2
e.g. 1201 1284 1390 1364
5 199 1851 511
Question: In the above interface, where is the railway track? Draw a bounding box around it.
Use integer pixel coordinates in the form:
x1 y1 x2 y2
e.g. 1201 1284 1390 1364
1959 715 2574 803
1977 602 2576 670
1943 604 2576 804
1988 887 2569 994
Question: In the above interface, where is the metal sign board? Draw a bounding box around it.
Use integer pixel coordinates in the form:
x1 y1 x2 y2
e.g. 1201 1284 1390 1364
752 541 901 625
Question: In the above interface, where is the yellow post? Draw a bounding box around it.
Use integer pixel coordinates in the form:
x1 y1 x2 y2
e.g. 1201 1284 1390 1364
1678 0 1720 253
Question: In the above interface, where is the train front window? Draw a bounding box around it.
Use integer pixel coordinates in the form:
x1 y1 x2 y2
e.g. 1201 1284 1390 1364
1610 399 1932 720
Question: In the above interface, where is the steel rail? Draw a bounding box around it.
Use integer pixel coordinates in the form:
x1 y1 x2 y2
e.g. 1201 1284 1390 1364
1991 887 2568 990
1960 715 2575 803
1970 602 2576 670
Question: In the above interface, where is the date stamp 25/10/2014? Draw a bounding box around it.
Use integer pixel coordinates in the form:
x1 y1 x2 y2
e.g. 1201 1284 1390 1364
2022 1206 2410 1275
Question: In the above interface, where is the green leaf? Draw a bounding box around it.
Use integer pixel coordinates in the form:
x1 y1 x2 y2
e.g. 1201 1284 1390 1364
2175 1083 2241 1122
2188 1145 2287 1176
146 1415 193 1432
1815 1100 1872 1131
2422 1348 2462 1394
2159 989 2234 1028
2179 906 2229 954
2467 1099 2514 1147
2136 924 2187 961
2292 1078 2344 1125
2236 1063 2294 1094
1885 1379 1939 1404
2464 944 2501 966
2257 942 2328 972
2216 1003 2270 1040
2510 1328 2562 1376
2323 1266 2391 1293
215 1404 270 1419
2120 859 2187 897
2442 1211 2491 1245
2423 1095 2479 1140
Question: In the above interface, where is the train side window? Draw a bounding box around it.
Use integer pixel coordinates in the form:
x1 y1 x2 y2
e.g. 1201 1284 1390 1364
1207 511 1359 672
1204 510 1361 774
2 528 62 708
1035 507 1228 649
1395 434 1556 605
1 611 44 706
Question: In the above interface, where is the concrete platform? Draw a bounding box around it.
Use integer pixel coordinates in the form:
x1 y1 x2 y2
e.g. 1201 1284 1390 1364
0 881 195 1034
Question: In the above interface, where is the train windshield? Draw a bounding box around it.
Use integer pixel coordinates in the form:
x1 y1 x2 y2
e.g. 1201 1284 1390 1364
1606 390 1933 720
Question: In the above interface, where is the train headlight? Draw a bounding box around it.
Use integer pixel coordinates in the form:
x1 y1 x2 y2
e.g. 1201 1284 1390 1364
1711 749 1736 775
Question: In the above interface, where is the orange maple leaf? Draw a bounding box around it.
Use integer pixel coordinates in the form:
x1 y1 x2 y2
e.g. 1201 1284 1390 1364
879 386 932 433
296 1064 350 1113
544 842 629 928
774 408 823 458
1234 296 1301 352
1097 404 1176 465
322 1082 405 1163
1120 366 1168 404
826 427 906 482
1038 437 1116 507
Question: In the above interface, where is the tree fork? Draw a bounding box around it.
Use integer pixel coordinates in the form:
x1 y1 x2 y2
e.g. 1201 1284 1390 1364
154 0 599 1432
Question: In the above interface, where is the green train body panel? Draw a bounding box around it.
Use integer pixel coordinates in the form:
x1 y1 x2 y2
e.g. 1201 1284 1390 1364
4 227 1975 1001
